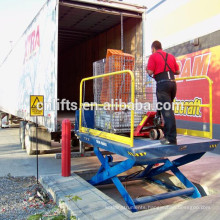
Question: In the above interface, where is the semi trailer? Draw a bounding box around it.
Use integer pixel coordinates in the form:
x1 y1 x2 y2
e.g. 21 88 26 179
0 0 146 154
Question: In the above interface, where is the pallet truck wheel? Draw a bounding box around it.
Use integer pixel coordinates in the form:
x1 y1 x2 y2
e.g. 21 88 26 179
150 129 159 140
158 129 164 139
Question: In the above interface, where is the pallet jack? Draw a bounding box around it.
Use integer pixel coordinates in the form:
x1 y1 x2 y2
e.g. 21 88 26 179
134 111 164 140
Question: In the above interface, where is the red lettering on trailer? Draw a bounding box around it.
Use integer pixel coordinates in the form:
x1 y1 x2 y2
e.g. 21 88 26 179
24 25 40 62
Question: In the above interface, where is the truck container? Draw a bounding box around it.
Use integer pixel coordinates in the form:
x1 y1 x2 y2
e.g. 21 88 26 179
0 0 146 154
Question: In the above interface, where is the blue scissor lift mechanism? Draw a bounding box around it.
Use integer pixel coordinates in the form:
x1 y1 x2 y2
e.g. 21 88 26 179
75 110 219 212
74 69 219 212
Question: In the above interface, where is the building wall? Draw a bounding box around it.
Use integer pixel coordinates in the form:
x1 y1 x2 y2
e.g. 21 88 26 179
145 0 220 144
145 0 220 55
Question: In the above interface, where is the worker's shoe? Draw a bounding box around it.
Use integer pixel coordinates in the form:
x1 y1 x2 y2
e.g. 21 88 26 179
160 138 177 145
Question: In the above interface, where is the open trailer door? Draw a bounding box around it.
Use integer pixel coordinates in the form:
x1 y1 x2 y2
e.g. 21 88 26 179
57 0 146 118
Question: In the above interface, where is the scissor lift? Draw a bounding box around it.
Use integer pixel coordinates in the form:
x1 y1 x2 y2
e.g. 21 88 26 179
75 70 219 212
76 124 219 212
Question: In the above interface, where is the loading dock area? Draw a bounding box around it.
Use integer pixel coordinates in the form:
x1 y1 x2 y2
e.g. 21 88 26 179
76 122 219 212
1 126 220 219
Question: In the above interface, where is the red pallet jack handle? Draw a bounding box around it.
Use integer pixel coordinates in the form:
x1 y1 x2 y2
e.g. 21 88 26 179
134 111 157 137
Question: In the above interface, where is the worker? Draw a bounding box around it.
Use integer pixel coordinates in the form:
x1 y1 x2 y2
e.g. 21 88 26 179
147 41 180 145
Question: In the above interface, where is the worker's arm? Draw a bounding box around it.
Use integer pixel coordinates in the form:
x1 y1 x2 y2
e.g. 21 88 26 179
175 70 180 75
147 55 155 76
147 69 154 76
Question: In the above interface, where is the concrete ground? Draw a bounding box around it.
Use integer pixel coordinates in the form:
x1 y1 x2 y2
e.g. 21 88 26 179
0 127 101 177
1 127 220 219
40 173 220 220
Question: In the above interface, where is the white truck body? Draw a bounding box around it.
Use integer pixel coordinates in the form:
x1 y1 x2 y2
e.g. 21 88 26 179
0 0 146 133
0 0 58 131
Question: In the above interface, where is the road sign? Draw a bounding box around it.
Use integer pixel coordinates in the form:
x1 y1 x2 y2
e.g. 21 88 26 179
30 95 44 116
30 95 44 184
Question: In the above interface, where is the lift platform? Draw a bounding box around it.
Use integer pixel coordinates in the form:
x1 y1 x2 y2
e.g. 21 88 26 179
75 70 219 212
76 128 219 212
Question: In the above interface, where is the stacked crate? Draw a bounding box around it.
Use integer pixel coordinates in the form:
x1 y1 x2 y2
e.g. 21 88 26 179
93 49 156 133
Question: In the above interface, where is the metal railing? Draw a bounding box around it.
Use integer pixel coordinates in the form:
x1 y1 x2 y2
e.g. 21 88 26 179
175 75 213 139
79 73 213 148
79 70 135 147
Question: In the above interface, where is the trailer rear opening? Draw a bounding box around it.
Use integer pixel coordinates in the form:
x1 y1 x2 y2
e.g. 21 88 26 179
58 1 143 110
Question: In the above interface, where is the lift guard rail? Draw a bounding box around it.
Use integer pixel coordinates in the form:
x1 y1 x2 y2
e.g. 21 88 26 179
175 75 213 139
79 70 135 147
79 72 213 149
77 73 218 213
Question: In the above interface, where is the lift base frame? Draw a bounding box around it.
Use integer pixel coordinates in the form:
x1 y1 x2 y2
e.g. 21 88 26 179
77 131 219 212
